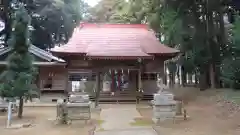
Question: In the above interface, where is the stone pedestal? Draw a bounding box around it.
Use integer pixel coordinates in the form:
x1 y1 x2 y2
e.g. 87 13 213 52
66 101 91 121
69 94 89 103
152 92 176 123
57 93 91 123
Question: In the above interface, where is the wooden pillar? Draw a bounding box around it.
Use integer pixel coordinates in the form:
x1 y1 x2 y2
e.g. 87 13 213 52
179 65 183 86
111 70 115 92
138 69 142 91
136 68 142 104
117 69 122 91
163 61 167 85
95 71 101 108
122 69 128 90
36 68 41 98
65 67 69 95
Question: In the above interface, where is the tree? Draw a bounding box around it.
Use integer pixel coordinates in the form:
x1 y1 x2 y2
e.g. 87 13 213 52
0 1 35 118
221 15 240 89
2 0 86 50
29 0 86 49
86 0 128 23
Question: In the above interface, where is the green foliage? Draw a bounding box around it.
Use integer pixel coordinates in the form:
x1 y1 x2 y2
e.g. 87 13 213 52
166 60 177 74
159 7 182 46
24 0 86 49
86 0 130 23
0 2 36 98
221 15 240 89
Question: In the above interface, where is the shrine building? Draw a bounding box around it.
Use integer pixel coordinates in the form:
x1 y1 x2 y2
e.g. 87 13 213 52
0 23 179 102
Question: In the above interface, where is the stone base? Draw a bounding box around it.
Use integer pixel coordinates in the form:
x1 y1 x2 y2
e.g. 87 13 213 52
152 118 160 124
6 124 22 129
153 111 176 119
6 123 34 129
174 115 190 121
152 117 174 124
152 114 190 124
91 106 102 112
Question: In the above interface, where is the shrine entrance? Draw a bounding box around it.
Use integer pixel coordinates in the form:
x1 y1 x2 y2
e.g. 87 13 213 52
67 70 96 94
67 68 141 95
102 69 137 92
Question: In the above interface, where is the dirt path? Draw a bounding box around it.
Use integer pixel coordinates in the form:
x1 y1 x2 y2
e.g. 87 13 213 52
137 89 240 135
0 107 99 135
95 104 157 135
98 104 141 130
1 88 240 135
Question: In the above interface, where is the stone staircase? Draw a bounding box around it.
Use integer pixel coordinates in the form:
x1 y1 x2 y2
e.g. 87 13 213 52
40 93 67 102
90 91 154 103
39 91 154 103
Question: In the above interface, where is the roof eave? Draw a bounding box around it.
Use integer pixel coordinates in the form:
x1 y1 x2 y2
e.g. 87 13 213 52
51 51 87 56
87 55 154 60
0 45 66 63
0 61 66 66
30 45 65 62
151 51 180 59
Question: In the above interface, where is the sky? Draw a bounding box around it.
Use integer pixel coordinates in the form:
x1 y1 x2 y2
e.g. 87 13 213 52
84 0 100 7
84 0 129 7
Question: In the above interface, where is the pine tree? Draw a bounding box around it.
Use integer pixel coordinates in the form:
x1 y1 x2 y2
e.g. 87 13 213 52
0 1 35 118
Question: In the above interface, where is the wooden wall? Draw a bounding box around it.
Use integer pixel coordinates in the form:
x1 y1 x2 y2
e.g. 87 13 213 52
39 66 67 92
37 56 164 95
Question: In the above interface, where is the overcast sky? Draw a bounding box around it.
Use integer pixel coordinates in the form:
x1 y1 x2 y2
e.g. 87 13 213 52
84 0 100 7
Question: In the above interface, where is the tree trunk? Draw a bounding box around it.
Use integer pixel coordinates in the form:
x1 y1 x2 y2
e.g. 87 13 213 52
215 64 221 88
215 6 226 88
163 63 167 85
18 96 24 118
169 73 175 88
199 71 208 91
172 72 175 87
182 67 187 87
209 63 216 89
206 68 211 88
189 74 193 84
194 72 199 87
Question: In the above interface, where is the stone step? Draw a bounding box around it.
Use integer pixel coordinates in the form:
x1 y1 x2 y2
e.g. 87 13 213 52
40 93 67 102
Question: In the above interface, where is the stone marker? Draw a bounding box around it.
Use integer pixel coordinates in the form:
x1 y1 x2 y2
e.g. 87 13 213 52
7 102 13 128
152 79 177 123
152 92 177 123
67 93 91 121
103 81 111 92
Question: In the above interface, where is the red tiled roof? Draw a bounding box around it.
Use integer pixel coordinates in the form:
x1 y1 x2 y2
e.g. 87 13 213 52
51 23 179 59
